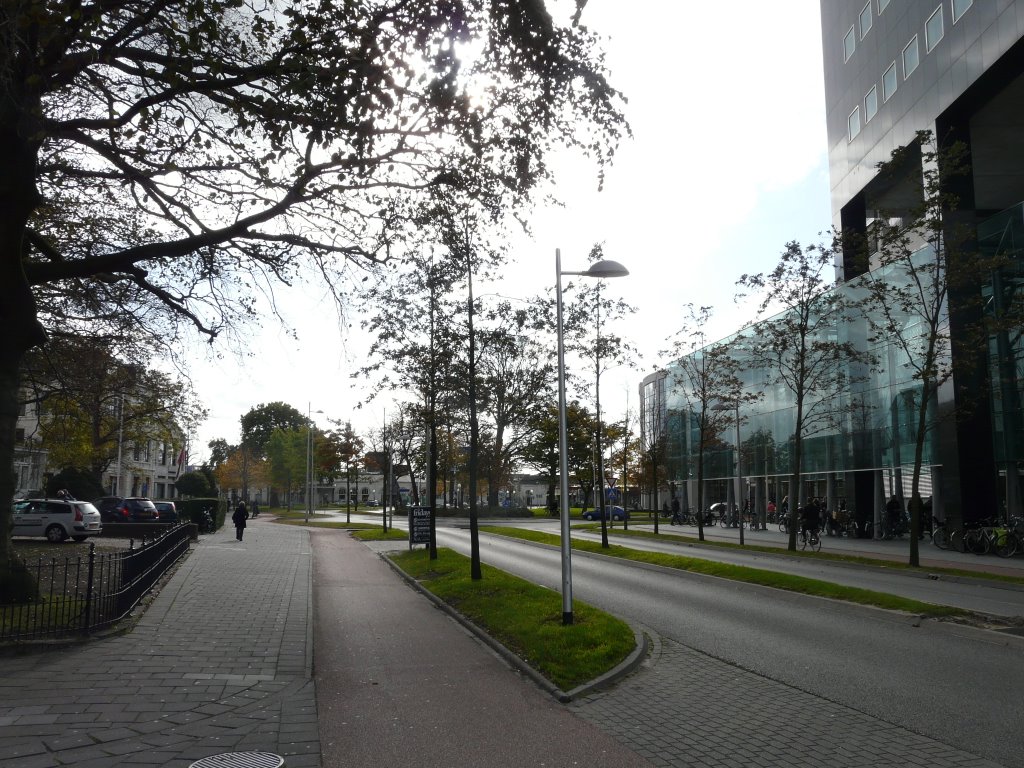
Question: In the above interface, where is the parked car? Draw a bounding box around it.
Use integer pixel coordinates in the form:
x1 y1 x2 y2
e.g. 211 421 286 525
11 498 103 542
93 496 123 521
92 496 160 523
153 501 178 523
581 505 629 522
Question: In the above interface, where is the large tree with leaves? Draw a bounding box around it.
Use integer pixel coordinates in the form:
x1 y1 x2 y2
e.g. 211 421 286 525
266 427 308 510
0 0 626 592
475 301 557 507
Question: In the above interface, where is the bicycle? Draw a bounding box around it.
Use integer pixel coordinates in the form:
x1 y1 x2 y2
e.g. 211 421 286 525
931 517 950 550
950 518 995 554
719 510 740 529
880 514 908 540
799 527 822 552
994 519 1024 558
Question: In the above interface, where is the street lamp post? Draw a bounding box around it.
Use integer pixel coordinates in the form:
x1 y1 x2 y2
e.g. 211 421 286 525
556 248 629 625
115 393 125 495
713 400 744 546
306 404 324 525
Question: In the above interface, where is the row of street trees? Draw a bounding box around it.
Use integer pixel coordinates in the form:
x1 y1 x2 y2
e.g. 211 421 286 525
658 133 1021 566
208 402 364 512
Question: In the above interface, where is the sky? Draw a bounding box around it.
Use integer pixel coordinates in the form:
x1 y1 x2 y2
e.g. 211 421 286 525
184 1 834 461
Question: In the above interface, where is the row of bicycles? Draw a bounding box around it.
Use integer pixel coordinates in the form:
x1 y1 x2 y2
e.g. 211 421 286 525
931 516 1024 557
662 509 720 527
663 508 773 531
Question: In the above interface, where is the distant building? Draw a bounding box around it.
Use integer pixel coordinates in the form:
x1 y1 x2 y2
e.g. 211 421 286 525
14 398 46 496
103 436 187 501
16 386 186 500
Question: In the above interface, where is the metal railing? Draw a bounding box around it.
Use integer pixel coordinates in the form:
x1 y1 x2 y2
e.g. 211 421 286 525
1 524 192 642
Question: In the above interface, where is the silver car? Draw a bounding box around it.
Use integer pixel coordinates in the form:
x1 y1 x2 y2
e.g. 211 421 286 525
11 498 103 542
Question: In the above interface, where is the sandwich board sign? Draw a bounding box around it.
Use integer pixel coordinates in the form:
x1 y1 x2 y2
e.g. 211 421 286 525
409 506 431 548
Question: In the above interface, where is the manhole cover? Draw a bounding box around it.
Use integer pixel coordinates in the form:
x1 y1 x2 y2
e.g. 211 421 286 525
190 752 284 768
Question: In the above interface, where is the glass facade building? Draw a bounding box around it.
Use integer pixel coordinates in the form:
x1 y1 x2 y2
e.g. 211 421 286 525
645 245 947 533
642 2 1024 528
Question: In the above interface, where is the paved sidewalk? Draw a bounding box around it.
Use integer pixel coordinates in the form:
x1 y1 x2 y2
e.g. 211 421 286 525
0 520 318 767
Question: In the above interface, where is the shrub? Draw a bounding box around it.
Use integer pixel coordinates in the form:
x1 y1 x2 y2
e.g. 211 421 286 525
44 467 104 501
176 498 225 530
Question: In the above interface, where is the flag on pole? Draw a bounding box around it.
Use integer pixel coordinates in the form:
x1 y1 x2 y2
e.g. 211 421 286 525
175 444 187 478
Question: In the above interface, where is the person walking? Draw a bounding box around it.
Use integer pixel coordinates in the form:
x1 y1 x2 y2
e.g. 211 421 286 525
251 499 260 519
670 496 684 526
232 500 249 541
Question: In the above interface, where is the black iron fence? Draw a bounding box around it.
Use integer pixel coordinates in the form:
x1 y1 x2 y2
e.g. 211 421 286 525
1 524 192 642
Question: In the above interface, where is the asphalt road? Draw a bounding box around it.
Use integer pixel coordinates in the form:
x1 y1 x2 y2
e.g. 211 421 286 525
433 526 1024 767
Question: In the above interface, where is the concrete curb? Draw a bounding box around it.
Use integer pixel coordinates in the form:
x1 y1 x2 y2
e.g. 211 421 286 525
379 551 650 703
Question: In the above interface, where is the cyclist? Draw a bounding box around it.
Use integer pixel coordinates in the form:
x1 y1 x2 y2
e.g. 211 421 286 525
799 502 819 545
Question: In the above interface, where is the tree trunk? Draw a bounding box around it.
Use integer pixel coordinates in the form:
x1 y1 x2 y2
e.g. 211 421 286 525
908 378 934 567
696 449 706 542
649 455 658 534
466 255 481 580
788 429 804 551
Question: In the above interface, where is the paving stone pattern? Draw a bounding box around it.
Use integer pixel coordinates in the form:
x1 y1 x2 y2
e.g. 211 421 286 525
570 636 1004 768
0 523 319 768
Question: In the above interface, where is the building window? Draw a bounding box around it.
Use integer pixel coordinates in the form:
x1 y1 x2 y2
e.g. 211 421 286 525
902 36 920 78
952 0 973 23
15 428 25 443
877 0 891 12
883 61 898 101
848 107 861 141
926 6 944 52
865 85 878 122
860 3 873 38
843 26 856 62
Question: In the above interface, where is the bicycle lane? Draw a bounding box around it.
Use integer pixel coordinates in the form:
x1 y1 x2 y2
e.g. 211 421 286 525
309 528 653 768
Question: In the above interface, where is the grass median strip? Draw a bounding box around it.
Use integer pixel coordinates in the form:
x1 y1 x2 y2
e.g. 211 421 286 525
590 525 1024 586
352 527 409 541
390 548 635 691
480 526 965 617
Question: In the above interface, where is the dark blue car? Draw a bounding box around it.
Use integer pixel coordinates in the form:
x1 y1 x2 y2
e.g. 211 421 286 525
581 505 628 521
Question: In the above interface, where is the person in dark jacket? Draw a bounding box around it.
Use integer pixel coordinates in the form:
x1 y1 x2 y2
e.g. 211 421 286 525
799 501 819 543
670 496 684 525
232 501 249 541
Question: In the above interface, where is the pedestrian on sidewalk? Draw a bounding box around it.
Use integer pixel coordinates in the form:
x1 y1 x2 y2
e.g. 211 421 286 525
670 496 684 525
251 499 260 518
232 500 249 541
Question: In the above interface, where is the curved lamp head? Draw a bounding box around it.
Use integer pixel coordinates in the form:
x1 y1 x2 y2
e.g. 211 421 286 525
584 259 630 279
